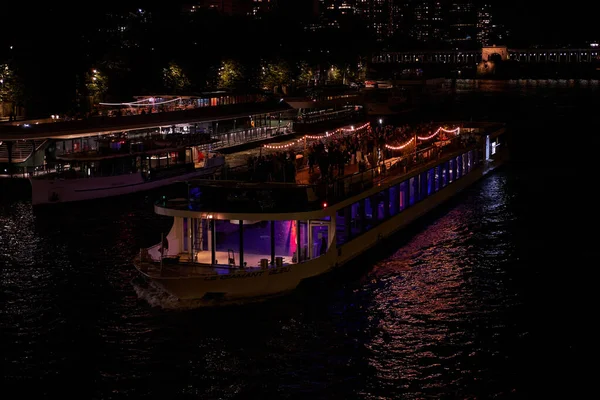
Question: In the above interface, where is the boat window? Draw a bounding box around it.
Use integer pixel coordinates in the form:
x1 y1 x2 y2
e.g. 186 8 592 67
215 220 241 266
427 168 435 196
389 185 399 217
183 218 188 252
364 197 376 231
336 208 350 247
350 201 364 239
434 166 440 192
441 162 448 187
311 223 329 259
376 190 387 221
273 221 297 263
240 220 272 267
409 177 417 206
399 182 408 211
467 150 473 173
456 155 462 179
298 221 309 262
448 159 454 183
419 172 428 201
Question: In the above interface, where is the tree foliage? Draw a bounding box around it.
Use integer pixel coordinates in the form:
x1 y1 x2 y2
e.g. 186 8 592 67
85 68 108 102
217 59 244 89
162 61 191 93
327 65 342 84
259 59 291 91
0 63 24 105
296 61 315 87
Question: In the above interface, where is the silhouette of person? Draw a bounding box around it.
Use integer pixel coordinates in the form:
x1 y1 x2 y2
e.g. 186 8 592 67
320 236 327 256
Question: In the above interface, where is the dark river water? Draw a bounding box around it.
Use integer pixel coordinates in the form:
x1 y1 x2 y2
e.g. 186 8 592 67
1 79 598 399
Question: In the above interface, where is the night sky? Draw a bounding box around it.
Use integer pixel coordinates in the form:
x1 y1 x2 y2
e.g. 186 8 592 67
0 1 595 48
0 0 593 116
494 0 595 46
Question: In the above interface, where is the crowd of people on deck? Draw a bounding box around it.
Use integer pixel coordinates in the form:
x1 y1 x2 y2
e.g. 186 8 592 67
245 122 470 183
246 150 299 183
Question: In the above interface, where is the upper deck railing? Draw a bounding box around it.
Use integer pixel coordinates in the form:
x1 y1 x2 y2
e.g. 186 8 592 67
311 134 482 207
96 92 269 118
168 125 502 214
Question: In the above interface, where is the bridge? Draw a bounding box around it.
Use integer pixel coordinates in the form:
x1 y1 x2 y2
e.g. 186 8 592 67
372 46 600 64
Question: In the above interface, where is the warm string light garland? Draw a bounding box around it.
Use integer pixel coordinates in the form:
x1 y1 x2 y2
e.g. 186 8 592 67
385 137 414 150
262 138 306 150
99 97 183 107
262 122 370 150
417 126 460 141
386 126 460 151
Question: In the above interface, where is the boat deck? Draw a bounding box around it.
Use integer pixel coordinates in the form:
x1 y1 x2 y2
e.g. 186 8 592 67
184 250 292 269
137 250 294 278
294 155 404 185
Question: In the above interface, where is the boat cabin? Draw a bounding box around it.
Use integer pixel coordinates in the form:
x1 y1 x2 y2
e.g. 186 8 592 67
148 182 333 270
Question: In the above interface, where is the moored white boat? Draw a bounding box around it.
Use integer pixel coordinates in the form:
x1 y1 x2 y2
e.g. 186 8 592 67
30 155 224 205
133 122 508 301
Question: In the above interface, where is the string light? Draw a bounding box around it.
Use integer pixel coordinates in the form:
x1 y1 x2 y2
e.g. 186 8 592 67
386 126 460 151
262 138 305 150
417 126 460 141
385 137 414 150
262 122 370 150
99 97 183 107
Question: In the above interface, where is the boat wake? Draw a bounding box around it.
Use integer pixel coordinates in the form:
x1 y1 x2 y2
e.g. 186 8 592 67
131 278 289 310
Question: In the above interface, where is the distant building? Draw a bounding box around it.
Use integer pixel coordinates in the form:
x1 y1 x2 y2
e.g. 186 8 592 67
249 0 278 18
408 0 446 44
316 0 358 30
476 3 492 46
447 1 477 47
99 8 152 49
181 1 251 16
357 0 400 41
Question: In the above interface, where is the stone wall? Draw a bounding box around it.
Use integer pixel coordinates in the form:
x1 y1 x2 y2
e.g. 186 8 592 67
482 46 508 61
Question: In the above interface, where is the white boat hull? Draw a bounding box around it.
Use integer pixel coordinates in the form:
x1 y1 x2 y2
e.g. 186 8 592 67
30 158 224 205
140 152 506 301
145 254 336 300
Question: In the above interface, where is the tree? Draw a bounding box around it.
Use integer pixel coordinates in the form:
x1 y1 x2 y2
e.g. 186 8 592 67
162 61 191 93
259 59 291 92
85 68 108 105
217 59 244 89
0 63 25 111
327 65 342 84
356 58 367 82
297 61 315 87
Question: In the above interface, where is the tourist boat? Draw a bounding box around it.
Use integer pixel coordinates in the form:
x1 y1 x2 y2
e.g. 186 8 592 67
30 134 225 205
133 122 507 301
1 92 297 203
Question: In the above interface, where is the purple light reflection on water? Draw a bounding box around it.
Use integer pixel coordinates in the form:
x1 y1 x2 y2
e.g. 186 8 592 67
0 80 597 399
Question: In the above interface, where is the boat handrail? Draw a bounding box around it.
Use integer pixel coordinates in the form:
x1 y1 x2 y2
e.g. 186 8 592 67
176 132 483 210
314 136 480 206
56 136 217 161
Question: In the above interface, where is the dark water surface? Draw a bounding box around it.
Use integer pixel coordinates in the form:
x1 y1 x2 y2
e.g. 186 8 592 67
1 80 598 399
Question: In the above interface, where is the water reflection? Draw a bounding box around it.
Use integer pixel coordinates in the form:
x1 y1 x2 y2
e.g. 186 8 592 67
352 174 523 398
0 81 595 398
454 78 599 93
